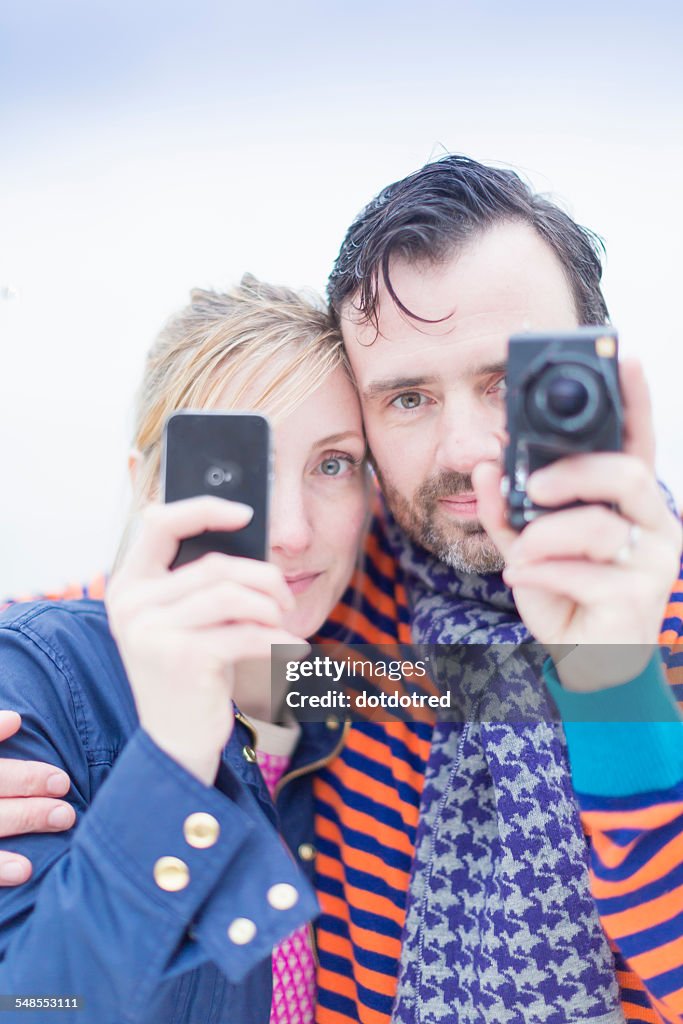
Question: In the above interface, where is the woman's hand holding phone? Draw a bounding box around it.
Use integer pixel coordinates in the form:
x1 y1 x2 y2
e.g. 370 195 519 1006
107 496 303 786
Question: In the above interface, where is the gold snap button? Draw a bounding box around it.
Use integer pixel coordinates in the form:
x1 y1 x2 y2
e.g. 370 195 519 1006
267 882 299 911
183 812 220 849
242 745 257 763
298 842 316 862
153 856 190 892
227 917 257 944
325 715 340 731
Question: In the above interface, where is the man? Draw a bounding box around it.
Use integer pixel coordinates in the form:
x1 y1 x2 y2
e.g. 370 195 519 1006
312 154 682 1024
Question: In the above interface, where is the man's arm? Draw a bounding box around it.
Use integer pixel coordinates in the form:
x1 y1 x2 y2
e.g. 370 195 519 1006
544 566 683 1023
0 581 103 885
0 711 75 885
474 357 683 1017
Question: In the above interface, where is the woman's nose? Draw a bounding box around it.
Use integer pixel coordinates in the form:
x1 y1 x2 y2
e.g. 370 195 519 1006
435 399 504 475
268 481 314 557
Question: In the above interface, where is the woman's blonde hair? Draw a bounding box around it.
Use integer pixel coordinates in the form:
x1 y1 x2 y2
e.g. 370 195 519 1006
130 273 347 507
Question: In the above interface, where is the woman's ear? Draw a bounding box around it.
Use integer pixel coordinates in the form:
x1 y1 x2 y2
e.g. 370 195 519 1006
127 449 142 488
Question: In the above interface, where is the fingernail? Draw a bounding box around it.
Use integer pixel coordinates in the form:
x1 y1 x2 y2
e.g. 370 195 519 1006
47 806 74 829
0 861 26 883
46 773 69 796
232 502 254 520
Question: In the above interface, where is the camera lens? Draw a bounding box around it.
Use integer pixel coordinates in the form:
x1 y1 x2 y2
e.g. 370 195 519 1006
546 377 589 417
527 363 607 436
204 463 240 488
206 467 225 486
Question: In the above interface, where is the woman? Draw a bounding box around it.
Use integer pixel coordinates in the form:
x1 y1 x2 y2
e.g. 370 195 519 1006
0 274 372 1024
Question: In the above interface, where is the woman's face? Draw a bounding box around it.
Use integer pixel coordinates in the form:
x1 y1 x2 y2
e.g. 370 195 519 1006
219 366 368 639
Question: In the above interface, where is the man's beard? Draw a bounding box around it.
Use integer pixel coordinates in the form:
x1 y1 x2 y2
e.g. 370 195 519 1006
376 465 506 574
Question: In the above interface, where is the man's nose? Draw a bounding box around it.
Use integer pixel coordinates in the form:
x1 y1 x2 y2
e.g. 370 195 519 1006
268 479 314 557
434 398 504 475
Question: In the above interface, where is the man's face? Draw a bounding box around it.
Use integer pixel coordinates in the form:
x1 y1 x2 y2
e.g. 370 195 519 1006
341 221 579 572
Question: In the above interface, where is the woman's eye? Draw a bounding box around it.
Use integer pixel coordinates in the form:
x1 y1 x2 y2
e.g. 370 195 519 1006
391 392 425 410
490 377 507 397
317 456 355 477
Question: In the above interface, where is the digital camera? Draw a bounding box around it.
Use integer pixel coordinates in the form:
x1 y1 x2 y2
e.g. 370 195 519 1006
503 327 622 531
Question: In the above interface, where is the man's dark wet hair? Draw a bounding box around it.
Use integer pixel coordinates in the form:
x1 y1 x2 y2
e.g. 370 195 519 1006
327 154 609 328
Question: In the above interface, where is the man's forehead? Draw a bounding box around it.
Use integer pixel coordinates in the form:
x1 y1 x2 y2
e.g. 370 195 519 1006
342 307 530 352
397 220 576 306
339 221 578 372
340 300 530 382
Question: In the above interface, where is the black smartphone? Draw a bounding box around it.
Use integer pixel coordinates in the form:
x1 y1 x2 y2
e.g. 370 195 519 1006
161 411 271 568
503 327 622 530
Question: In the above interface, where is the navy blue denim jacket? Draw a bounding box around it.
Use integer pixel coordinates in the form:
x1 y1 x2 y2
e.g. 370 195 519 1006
0 599 343 1024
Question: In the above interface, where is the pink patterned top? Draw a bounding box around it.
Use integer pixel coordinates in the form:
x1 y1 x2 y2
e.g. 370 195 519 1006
256 746 316 1024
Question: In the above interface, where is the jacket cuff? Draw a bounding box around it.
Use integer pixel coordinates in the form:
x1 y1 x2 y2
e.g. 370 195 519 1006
543 652 683 797
191 760 319 982
75 729 317 980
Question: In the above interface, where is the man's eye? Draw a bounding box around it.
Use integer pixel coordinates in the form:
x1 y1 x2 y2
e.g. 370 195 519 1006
490 377 507 396
391 392 425 410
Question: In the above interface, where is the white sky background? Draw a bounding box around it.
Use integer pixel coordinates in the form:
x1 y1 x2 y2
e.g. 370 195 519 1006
1 0 681 595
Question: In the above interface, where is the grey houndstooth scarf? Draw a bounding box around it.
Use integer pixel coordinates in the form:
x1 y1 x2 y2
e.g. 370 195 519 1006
387 509 626 1024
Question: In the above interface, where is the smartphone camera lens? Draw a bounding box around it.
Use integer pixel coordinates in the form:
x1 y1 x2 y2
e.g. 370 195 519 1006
206 467 230 487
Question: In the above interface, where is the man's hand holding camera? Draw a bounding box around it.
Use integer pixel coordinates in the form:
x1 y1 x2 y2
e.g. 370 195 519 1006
473 358 683 691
